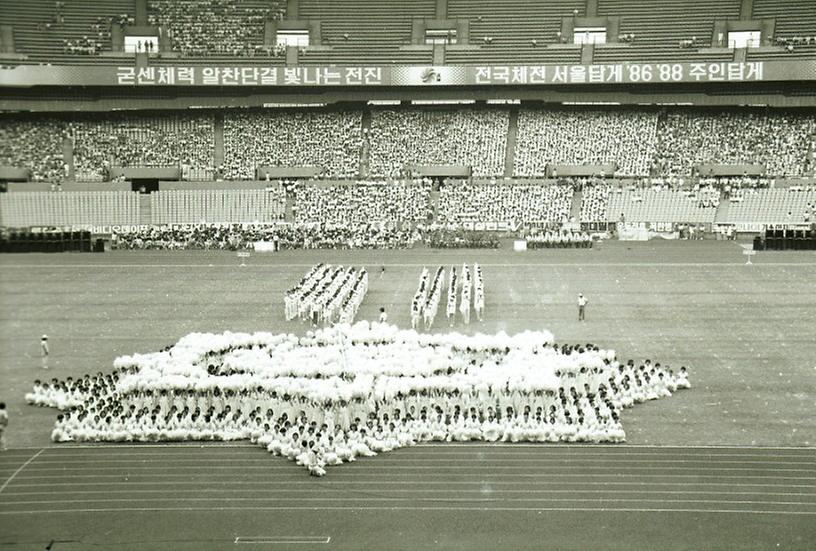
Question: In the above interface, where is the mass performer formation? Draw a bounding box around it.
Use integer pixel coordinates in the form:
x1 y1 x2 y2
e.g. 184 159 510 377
26 323 690 477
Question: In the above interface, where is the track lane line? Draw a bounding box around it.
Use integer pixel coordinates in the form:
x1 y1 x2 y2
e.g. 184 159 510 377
2 497 815 507
8 480 816 488
22 457 816 466
0 506 814 516
0 450 43 494
3 488 816 503
16 465 816 473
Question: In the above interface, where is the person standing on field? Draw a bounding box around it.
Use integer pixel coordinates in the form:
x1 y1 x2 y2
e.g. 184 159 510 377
577 294 588 321
41 335 50 369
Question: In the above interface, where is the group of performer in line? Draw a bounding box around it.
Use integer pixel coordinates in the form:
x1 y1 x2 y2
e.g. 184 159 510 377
27 323 690 477
413 264 485 330
284 263 368 326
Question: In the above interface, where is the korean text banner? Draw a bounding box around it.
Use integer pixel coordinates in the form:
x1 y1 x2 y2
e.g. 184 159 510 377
1 60 814 87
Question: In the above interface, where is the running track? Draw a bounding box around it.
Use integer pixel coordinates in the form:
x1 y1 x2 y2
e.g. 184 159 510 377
0 444 814 550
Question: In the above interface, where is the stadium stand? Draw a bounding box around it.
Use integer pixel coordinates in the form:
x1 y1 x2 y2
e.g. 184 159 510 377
150 188 286 225
445 0 584 64
0 0 133 62
222 109 362 180
0 191 140 226
293 180 432 226
514 109 658 177
368 108 509 178
753 0 816 38
0 116 69 182
580 183 613 223
297 0 435 65
591 46 736 63
594 0 741 62
606 188 720 223
147 0 285 58
438 182 573 224
3 107 815 184
725 188 816 225
598 0 741 48
652 109 816 177
72 113 216 181
747 44 816 60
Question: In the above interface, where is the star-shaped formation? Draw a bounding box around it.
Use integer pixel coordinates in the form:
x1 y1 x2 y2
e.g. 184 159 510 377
27 322 690 476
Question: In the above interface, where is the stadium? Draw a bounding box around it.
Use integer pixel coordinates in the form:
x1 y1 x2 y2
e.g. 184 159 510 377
0 0 815 549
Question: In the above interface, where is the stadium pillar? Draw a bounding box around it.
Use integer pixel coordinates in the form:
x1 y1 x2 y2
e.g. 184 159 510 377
213 112 225 170
436 0 447 19
586 0 598 18
581 43 594 64
286 46 298 66
0 25 14 54
287 0 299 20
504 108 519 178
739 0 753 20
433 44 444 65
135 0 148 26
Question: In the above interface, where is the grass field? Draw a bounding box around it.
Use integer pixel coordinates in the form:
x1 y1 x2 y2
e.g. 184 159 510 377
0 239 815 549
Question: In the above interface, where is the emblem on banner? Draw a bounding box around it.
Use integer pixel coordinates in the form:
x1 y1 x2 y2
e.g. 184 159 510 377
420 67 441 83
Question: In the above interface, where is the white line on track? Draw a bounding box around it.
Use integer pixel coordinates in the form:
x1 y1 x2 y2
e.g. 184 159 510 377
11 443 815 450
5 489 815 497
17 465 816 473
21 454 815 465
21 459 816 467
0 505 814 516
235 536 330 545
3 497 815 507
23 452 816 463
10 474 816 482
23 452 816 464
8 481 815 488
0 450 43 494
2 262 816 269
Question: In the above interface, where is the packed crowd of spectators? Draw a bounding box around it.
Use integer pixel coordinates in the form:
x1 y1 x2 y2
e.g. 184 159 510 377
368 109 509 178
514 110 658 177
0 117 69 182
111 223 421 250
72 113 215 180
294 180 432 226
147 0 285 57
2 108 815 189
222 110 362 180
652 110 816 177
438 182 572 224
